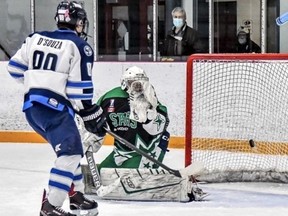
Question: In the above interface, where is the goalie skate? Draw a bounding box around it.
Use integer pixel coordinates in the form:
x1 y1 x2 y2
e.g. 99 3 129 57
189 186 209 201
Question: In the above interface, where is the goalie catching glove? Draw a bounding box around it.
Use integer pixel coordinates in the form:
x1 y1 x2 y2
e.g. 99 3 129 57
129 81 158 123
78 104 106 137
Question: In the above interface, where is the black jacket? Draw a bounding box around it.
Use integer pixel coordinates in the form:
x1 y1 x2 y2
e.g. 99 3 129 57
161 23 203 56
235 39 261 53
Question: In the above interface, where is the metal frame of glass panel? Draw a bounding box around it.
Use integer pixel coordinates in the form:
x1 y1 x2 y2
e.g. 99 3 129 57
0 0 277 61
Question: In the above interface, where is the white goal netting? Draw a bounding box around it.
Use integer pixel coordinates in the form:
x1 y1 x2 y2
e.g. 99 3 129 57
185 54 288 183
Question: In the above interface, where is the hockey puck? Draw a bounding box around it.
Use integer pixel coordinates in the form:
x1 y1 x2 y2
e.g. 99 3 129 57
249 139 255 148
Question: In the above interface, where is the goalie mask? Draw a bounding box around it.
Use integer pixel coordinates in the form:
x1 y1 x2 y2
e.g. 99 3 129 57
55 1 89 40
121 66 158 123
120 66 149 92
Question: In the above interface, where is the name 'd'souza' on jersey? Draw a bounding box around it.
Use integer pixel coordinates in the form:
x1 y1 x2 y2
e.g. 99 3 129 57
7 29 94 115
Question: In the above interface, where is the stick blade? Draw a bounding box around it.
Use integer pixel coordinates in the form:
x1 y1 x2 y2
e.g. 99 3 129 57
179 161 204 177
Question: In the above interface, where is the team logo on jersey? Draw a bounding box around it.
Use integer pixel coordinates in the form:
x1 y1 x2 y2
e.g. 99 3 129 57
84 45 93 56
107 99 115 112
153 114 164 131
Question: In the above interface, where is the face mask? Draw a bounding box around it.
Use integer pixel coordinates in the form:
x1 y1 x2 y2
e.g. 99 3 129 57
173 18 184 28
238 38 247 45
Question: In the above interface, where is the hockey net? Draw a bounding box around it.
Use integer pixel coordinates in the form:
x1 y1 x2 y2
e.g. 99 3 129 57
185 54 288 183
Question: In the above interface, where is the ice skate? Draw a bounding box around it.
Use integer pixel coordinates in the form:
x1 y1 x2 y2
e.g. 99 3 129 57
40 199 76 216
69 191 98 216
189 186 209 201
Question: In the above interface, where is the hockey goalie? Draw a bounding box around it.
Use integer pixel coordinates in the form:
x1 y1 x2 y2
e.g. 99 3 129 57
77 66 207 202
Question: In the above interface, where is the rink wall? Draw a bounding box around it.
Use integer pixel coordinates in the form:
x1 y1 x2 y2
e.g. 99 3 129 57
0 61 187 148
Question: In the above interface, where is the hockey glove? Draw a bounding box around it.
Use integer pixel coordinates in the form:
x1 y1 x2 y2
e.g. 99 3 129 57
158 130 170 152
79 105 106 137
74 114 104 153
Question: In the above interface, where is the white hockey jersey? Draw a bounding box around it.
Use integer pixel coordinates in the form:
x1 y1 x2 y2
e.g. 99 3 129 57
7 29 94 115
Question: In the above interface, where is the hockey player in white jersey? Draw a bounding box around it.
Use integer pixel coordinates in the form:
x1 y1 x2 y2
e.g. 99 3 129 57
7 1 105 215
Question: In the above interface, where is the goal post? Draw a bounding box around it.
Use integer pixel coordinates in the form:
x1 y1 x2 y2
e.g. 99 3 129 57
186 53 288 183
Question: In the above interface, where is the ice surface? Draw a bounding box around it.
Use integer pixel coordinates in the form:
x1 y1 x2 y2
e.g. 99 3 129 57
1 143 288 216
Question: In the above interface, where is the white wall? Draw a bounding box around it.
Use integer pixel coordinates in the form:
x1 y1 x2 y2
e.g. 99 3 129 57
0 61 187 136
280 0 288 52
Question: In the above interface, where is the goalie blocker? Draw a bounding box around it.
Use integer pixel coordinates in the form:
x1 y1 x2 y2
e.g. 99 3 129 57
81 166 208 202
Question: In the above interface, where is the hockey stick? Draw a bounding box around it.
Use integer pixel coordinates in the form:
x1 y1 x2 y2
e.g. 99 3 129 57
76 113 120 196
85 145 120 196
104 126 204 178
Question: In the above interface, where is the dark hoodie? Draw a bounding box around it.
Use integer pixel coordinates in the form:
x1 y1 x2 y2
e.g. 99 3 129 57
235 33 261 53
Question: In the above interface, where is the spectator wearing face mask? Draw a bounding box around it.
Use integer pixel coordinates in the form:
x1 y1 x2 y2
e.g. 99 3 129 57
161 7 203 60
235 26 261 53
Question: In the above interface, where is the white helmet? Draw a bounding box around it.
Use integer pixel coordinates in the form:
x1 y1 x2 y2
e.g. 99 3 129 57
120 66 149 91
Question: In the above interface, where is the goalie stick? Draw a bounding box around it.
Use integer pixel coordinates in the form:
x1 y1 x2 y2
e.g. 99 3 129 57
104 126 204 178
85 145 120 196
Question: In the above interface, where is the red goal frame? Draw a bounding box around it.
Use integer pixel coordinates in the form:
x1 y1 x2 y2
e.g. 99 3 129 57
185 53 288 167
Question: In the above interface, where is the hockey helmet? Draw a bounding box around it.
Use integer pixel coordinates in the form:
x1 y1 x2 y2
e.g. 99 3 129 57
120 66 149 91
55 1 89 39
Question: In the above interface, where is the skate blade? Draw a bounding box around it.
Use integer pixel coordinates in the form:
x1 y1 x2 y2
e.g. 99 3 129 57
194 192 210 201
71 208 98 216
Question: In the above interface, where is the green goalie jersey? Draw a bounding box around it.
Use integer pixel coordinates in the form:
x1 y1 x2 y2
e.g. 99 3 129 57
96 87 170 170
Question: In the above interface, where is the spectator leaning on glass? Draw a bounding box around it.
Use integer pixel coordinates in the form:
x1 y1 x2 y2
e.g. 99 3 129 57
161 7 202 59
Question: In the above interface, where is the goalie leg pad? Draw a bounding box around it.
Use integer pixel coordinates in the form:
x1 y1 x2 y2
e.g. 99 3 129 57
82 166 206 202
